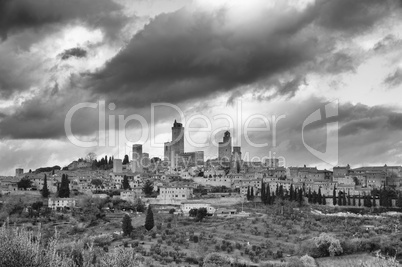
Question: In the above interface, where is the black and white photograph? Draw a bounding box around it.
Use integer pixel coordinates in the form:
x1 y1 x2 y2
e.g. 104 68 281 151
1 0 402 266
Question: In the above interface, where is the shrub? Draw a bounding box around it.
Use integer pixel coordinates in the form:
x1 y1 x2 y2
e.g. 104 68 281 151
203 252 231 267
300 254 316 267
313 233 343 257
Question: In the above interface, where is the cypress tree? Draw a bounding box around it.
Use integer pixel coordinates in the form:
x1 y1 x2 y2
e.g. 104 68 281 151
267 185 271 205
380 191 384 207
298 188 303 206
122 214 133 236
247 187 250 201
372 195 376 207
347 191 351 206
342 191 347 206
318 187 322 204
123 155 129 165
322 194 326 205
289 184 294 201
293 186 298 201
338 191 342 206
366 195 372 208
59 174 70 198
308 188 312 203
145 205 154 231
261 182 266 204
333 187 337 206
353 195 356 206
250 187 254 200
279 185 284 198
42 174 50 198
312 191 317 204
122 175 130 190
358 194 361 207
275 184 279 196
397 193 402 208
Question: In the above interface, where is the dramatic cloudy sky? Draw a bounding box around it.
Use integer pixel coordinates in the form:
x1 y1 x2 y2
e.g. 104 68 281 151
1 0 402 175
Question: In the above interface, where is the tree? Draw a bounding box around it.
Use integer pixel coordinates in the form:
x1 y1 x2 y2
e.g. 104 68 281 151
58 174 70 198
267 185 272 205
247 187 251 201
17 177 32 190
278 185 284 198
298 188 303 206
189 208 198 217
333 187 337 206
397 193 402 208
91 179 102 187
338 191 342 206
123 155 129 165
143 180 153 196
342 191 347 206
313 233 343 257
122 175 130 190
312 191 317 204
261 182 266 204
122 214 133 236
322 194 326 205
317 188 322 204
358 194 361 207
85 152 97 163
347 191 351 206
145 205 154 231
250 187 254 201
353 195 356 206
196 207 208 222
42 174 50 198
289 184 294 201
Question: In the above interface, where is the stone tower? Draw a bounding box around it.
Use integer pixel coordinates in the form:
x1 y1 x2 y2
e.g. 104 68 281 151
219 131 232 164
170 120 184 169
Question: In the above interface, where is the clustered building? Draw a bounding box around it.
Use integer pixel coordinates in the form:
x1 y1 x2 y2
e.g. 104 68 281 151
2 119 402 213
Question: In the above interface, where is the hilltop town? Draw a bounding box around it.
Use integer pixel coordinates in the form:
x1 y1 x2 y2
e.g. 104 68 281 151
2 120 402 212
1 120 402 266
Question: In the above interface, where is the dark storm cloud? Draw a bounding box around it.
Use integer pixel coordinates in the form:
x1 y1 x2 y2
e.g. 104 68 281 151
384 68 402 87
0 0 128 41
338 103 402 136
88 6 318 107
0 83 99 139
313 0 398 32
1 0 401 140
59 47 87 60
88 0 400 109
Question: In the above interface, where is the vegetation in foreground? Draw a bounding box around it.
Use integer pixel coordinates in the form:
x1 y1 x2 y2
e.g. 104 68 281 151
1 195 402 266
